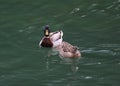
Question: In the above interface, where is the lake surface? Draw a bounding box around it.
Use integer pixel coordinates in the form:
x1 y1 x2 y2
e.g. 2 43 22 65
0 0 120 86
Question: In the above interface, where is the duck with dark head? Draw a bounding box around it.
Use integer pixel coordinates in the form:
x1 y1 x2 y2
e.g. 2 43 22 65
40 25 53 47
39 25 63 48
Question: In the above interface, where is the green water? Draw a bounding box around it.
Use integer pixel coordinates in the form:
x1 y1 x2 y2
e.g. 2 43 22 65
0 0 120 86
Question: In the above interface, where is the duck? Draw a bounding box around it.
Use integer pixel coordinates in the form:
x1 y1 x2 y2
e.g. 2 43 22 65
39 25 63 48
53 41 81 58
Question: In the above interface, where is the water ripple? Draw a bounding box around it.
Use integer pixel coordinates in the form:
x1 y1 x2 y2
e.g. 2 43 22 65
81 44 120 56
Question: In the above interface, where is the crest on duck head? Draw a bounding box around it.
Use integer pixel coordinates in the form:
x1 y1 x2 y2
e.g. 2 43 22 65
44 25 50 37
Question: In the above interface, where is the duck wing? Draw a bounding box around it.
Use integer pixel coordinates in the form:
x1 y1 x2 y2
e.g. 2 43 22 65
50 30 63 41
62 41 77 53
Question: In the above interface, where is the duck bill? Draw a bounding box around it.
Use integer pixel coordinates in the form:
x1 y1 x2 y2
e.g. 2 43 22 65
45 30 49 36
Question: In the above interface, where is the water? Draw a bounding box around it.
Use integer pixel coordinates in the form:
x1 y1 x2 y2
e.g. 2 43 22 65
0 0 120 86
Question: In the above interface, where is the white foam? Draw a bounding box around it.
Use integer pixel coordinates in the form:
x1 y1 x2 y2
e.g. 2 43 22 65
70 8 80 14
106 5 114 9
84 62 102 65
100 10 105 12
91 3 98 7
85 76 93 79
81 15 86 18
18 29 24 32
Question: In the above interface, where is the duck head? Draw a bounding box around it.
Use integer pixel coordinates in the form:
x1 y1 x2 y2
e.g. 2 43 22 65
44 25 50 37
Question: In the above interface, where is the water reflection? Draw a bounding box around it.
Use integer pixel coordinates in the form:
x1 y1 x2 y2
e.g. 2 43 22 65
46 58 49 70
46 49 80 74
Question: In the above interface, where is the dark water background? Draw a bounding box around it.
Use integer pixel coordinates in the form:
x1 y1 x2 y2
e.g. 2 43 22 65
0 0 120 86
